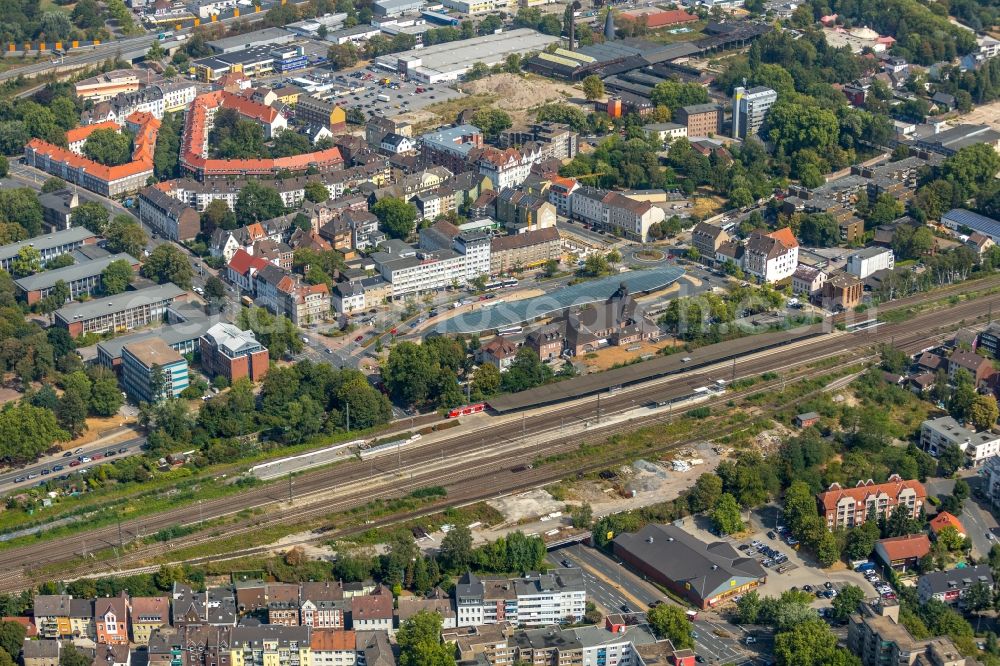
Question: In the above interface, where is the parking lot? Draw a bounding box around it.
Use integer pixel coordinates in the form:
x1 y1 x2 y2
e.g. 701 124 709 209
321 67 464 117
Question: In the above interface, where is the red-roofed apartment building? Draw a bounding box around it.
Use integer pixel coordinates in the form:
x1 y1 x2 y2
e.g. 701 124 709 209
25 111 159 197
874 534 930 572
816 475 926 531
226 248 271 294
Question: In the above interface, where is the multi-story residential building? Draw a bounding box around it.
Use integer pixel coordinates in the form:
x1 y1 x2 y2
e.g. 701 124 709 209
130 597 170 645
295 95 347 132
792 265 827 296
228 625 311 666
980 321 1000 359
918 565 995 606
22 640 61 666
300 582 348 629
499 122 579 161
349 587 394 634
674 103 721 137
69 599 94 639
846 246 894 280
742 228 799 283
199 323 270 383
920 416 1000 467
25 112 160 197
947 349 994 385
333 282 366 315
310 630 356 666
160 177 324 216
478 336 518 371
84 86 165 123
253 265 331 325
690 223 730 262
0 227 96 273
34 595 72 638
816 475 926 531
365 117 413 148
14 253 140 305
477 146 540 190
732 86 777 139
121 338 190 403
569 187 665 242
513 622 657 666
848 600 966 666
493 189 556 233
227 249 272 294
442 624 516 666
454 570 586 628
490 227 561 276
54 284 187 337
95 595 129 645
158 82 199 113
420 125 484 174
138 184 201 241
547 176 579 216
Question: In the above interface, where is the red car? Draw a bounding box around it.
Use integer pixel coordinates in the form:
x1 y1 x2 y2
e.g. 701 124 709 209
354 335 364 342
92 453 104 460
69 460 80 467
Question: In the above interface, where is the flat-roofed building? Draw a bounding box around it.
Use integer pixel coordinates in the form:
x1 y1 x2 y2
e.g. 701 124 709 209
0 227 96 273
14 253 140 305
675 103 721 137
121 338 190 403
54 283 187 337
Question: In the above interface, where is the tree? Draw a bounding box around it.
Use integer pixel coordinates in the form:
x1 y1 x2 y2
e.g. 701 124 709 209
543 259 559 277
234 179 286 225
327 43 359 70
439 524 473 572
0 620 26 659
571 503 593 528
798 214 841 247
147 40 165 61
304 181 329 204
105 214 148 257
711 492 744 535
83 128 132 166
501 348 552 393
70 201 110 234
101 259 133 295
397 611 456 666
472 362 501 397
736 590 762 624
831 584 864 621
57 389 88 437
10 246 41 278
478 13 503 34
970 394 999 431
650 81 709 110
141 244 193 289
936 525 965 551
205 276 226 299
60 645 92 666
582 75 605 101
201 198 236 232
774 619 857 666
41 177 66 194
470 108 512 141
373 197 418 240
646 604 694 648
0 155 8 179
90 376 123 417
689 473 723 513
965 581 993 630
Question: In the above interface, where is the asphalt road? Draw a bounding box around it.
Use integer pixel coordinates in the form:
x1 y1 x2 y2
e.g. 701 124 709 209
0 436 144 492
925 473 998 558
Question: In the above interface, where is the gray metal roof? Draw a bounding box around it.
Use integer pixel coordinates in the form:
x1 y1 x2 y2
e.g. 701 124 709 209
96 317 215 361
14 253 137 292
614 523 766 602
943 209 1000 238
0 227 95 262
54 283 185 324
920 564 993 594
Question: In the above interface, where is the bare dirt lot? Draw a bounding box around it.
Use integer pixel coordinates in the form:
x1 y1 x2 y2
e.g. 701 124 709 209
960 99 1000 129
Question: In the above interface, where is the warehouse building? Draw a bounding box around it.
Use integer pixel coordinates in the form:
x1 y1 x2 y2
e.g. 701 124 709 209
613 523 767 609
374 29 560 83
206 27 295 54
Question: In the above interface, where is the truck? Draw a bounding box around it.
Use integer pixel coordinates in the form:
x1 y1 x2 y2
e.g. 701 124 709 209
377 94 390 102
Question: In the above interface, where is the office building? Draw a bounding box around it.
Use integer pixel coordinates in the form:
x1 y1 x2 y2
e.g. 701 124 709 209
846 247 895 280
14 253 140 305
0 227 96 273
54 283 187 337
199 323 270 383
121 338 190 403
732 86 777 139
675 103 721 137
920 415 1000 467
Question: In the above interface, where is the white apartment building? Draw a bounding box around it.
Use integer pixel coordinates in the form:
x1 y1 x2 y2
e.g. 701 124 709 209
742 228 799 283
478 145 542 190
920 415 1000 467
846 246 895 280
158 82 198 113
568 187 665 242
454 571 586 629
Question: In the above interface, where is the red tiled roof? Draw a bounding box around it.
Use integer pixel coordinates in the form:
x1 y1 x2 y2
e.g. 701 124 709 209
817 476 926 513
929 511 966 535
179 91 343 178
67 121 120 144
767 227 799 250
311 629 355 651
876 534 930 560
620 7 698 27
228 248 269 276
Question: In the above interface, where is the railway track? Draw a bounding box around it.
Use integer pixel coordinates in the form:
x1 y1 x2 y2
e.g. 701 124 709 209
1 283 995 590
